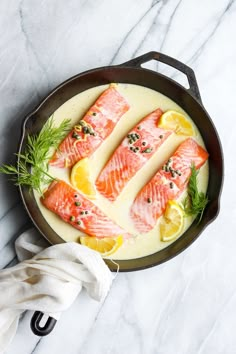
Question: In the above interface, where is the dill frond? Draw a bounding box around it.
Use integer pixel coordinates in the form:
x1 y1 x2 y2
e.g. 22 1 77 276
0 116 71 196
183 164 209 223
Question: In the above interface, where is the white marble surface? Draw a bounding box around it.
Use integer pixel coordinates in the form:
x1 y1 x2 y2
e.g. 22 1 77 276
0 0 235 353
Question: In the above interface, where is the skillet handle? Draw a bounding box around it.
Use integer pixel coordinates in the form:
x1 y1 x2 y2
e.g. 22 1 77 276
30 311 57 336
120 51 202 104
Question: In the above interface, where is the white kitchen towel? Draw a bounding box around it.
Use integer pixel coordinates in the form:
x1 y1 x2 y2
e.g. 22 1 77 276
0 228 114 353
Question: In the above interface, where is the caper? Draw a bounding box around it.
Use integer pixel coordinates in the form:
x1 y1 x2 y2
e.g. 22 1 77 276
176 170 182 176
72 132 80 139
82 126 89 134
142 148 153 153
89 129 95 135
164 165 169 172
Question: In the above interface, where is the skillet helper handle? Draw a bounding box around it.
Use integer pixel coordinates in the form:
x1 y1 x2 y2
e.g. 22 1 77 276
30 311 57 336
120 51 202 103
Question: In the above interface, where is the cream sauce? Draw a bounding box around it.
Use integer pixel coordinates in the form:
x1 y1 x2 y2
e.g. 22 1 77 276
34 84 209 260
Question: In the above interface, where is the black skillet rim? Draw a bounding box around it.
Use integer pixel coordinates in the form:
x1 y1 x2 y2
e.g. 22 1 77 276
18 52 224 272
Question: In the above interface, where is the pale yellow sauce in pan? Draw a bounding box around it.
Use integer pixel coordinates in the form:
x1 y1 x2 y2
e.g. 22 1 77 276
34 84 208 260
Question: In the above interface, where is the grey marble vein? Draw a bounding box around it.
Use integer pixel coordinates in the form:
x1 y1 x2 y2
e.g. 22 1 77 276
0 202 29 250
19 0 51 96
30 338 43 354
3 255 17 269
156 0 182 69
132 0 169 58
196 288 236 354
185 0 236 68
109 0 160 65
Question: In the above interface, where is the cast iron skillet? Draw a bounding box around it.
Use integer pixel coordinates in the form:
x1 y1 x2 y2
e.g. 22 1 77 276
18 52 223 336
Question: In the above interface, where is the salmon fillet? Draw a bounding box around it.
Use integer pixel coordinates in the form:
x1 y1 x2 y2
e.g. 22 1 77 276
130 138 209 233
50 86 130 168
96 108 173 201
42 180 130 238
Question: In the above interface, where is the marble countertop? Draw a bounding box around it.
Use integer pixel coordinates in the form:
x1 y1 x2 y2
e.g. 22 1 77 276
0 0 235 353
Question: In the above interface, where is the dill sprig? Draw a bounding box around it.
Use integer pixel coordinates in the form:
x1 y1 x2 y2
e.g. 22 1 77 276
183 164 209 223
0 116 71 196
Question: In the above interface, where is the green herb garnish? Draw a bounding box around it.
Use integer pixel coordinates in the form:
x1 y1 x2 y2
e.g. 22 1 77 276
142 148 153 153
0 116 71 196
183 164 209 223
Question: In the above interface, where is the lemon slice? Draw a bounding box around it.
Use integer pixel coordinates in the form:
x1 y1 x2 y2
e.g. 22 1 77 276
158 110 195 136
70 158 96 199
80 235 123 257
160 200 184 242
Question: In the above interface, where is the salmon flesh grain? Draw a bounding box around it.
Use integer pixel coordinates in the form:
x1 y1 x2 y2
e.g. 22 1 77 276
42 180 130 238
130 138 209 233
96 108 173 201
50 86 130 168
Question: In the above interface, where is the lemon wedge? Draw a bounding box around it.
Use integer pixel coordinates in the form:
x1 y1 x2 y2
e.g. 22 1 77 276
70 158 96 199
80 235 123 257
160 200 184 242
158 110 195 136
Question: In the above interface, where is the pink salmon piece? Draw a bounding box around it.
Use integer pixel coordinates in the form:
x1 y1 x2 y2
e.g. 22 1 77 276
130 138 209 233
50 86 130 168
42 180 131 238
96 108 173 201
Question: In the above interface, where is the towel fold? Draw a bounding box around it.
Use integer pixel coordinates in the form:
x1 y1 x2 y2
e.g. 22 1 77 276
0 229 113 353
